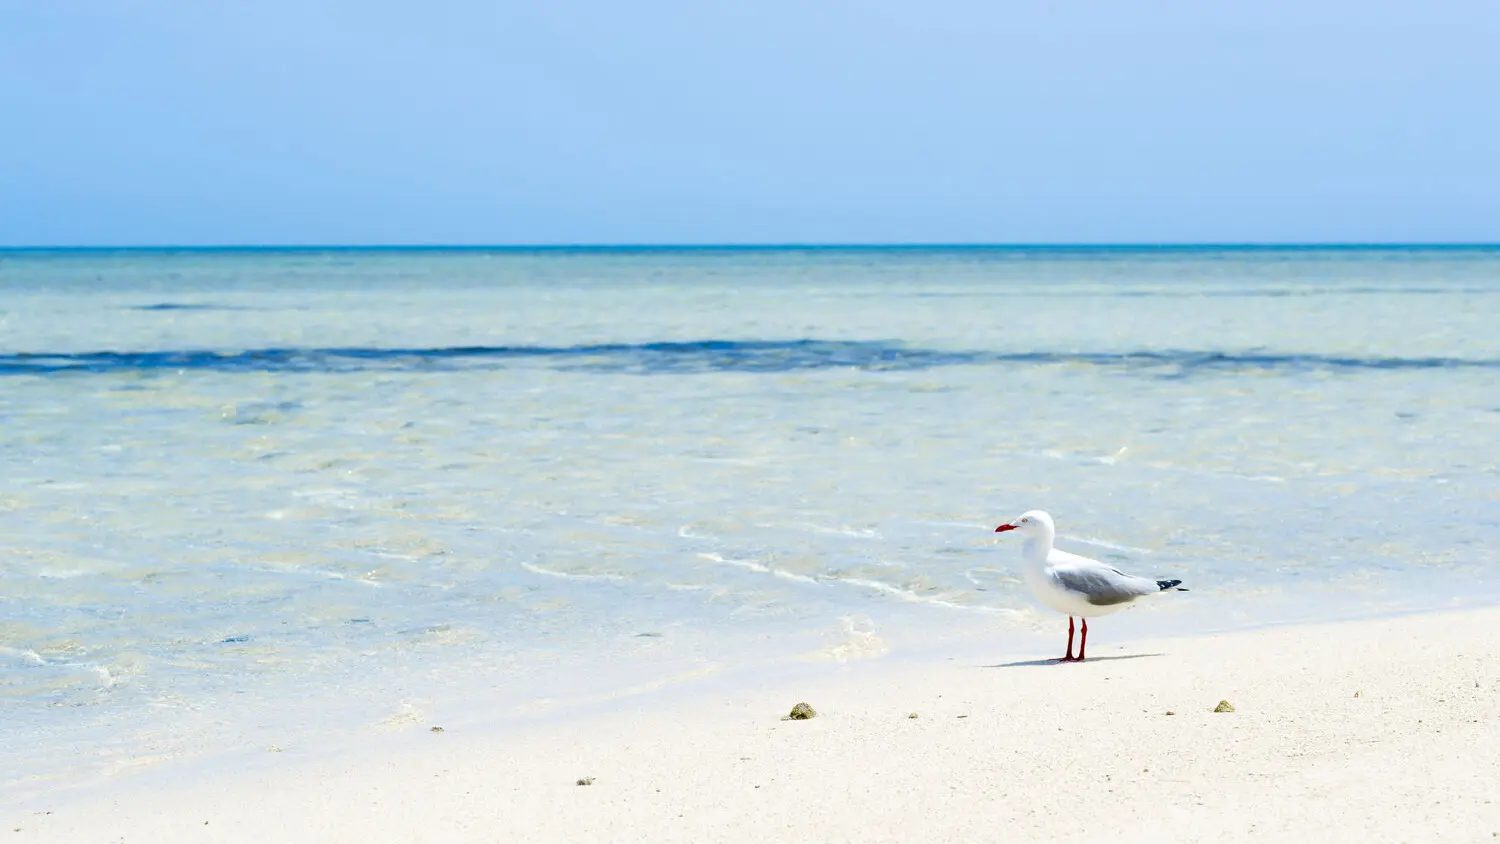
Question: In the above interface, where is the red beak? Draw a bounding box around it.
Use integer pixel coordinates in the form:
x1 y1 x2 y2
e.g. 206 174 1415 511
994 524 1017 533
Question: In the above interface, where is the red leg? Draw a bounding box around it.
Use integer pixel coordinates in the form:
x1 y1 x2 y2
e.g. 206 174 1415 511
1077 618 1088 662
1057 617 1077 662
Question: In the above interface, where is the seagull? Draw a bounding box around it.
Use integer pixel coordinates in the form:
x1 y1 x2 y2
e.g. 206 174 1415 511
994 510 1186 662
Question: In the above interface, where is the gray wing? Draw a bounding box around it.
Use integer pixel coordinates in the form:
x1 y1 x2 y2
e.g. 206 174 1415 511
1053 564 1160 606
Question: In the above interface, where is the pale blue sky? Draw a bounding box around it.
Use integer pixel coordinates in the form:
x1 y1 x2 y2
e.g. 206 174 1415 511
1 1 1496 245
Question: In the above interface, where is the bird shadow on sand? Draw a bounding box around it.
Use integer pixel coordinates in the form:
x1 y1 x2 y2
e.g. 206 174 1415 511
985 653 1165 668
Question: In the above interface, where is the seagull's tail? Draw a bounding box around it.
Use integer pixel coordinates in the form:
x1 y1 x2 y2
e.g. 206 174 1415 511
1156 579 1188 592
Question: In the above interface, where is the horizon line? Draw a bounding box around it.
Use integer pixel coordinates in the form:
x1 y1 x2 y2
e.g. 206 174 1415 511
3 241 1500 252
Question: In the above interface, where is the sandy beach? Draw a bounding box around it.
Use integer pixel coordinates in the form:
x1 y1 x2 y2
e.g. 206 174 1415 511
11 606 1500 843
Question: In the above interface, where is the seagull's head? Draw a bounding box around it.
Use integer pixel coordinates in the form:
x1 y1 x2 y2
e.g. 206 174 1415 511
994 509 1054 537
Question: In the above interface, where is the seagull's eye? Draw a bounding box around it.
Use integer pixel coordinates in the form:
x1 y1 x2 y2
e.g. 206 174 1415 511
1021 518 1029 523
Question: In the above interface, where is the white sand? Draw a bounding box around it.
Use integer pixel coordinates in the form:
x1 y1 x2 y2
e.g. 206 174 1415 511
12 608 1500 843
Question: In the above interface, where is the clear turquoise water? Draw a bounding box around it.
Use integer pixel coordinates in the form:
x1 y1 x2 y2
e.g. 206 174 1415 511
3 246 1498 790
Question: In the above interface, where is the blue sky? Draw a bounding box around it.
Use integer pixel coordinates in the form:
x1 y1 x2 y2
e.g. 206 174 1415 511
1 1 1496 245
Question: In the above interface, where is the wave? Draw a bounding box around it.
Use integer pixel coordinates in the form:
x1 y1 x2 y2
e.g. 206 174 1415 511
2 340 1497 377
1065 535 1154 555
833 577 1021 616
519 561 626 582
697 553 819 585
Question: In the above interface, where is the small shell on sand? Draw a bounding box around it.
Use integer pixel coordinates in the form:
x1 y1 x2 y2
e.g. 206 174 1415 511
908 712 919 719
430 726 445 733
784 702 817 720
1214 700 1236 713
576 777 595 786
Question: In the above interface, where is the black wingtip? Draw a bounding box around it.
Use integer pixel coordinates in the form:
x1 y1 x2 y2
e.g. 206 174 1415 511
1156 579 1184 591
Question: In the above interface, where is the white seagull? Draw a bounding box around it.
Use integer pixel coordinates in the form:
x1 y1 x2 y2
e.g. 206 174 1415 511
994 510 1186 662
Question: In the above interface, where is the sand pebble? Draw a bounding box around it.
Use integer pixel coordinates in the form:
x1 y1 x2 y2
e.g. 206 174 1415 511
784 702 817 720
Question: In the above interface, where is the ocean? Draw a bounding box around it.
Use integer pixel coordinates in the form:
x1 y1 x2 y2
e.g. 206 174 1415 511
3 246 1498 792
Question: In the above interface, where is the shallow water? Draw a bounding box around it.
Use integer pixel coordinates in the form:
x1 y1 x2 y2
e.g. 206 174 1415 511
3 246 1498 790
